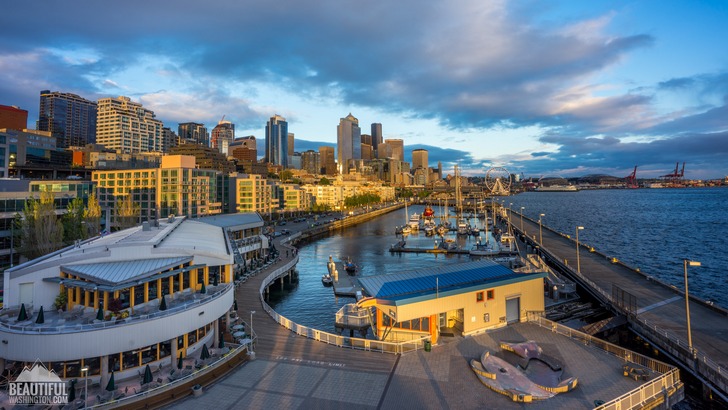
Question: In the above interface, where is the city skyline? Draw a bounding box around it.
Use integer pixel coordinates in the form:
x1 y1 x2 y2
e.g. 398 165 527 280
1 1 727 178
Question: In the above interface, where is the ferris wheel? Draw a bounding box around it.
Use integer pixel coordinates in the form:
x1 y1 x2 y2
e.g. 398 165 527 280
485 167 512 195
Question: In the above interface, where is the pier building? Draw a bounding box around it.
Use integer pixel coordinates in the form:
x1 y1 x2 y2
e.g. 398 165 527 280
0 213 265 388
358 260 546 344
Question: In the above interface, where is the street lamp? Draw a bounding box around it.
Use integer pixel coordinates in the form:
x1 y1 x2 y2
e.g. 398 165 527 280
520 207 525 232
81 366 89 407
249 310 256 354
684 259 700 356
538 214 545 245
576 226 584 273
508 203 513 227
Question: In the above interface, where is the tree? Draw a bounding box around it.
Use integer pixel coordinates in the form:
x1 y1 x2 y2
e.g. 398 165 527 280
319 177 332 186
115 195 140 231
279 170 293 182
62 197 86 244
84 192 102 236
19 191 64 259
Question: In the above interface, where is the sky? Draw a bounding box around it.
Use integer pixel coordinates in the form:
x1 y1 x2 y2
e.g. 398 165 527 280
1 1 727 179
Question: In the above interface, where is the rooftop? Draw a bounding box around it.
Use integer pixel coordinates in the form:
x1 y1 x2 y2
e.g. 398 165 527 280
358 260 545 302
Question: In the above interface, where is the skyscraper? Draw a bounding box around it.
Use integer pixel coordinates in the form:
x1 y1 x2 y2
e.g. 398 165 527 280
229 136 257 162
371 123 382 153
37 90 97 148
265 115 288 167
412 148 428 170
337 113 361 174
96 96 163 154
319 146 336 175
385 138 404 161
301 150 320 174
211 120 235 155
178 122 209 146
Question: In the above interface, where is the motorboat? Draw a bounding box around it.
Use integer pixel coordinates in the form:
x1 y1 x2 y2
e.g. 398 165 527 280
322 274 333 286
344 257 357 274
408 212 421 230
499 232 516 253
439 238 459 251
424 224 435 236
457 218 469 235
471 226 480 236
470 240 499 256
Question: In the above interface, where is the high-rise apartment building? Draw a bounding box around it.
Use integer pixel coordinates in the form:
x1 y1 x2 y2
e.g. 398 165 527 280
37 90 97 148
265 115 288 167
287 133 294 166
337 113 361 174
178 122 209 146
385 139 404 162
319 146 336 175
371 123 382 153
412 148 428 170
96 96 163 154
162 127 178 153
301 150 320 174
211 120 234 154
0 105 28 131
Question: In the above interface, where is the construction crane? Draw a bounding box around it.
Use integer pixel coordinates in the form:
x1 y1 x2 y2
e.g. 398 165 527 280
660 162 686 186
625 166 638 188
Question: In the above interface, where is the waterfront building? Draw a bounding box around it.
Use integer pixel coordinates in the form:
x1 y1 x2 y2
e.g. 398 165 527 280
232 173 277 214
178 122 209 147
302 185 344 209
319 146 336 176
337 114 361 174
371 123 382 154
384 139 404 162
37 91 97 149
264 115 288 167
274 182 312 213
0 179 94 269
96 96 163 154
0 105 28 131
210 120 235 155
0 213 265 387
358 260 545 344
93 155 222 228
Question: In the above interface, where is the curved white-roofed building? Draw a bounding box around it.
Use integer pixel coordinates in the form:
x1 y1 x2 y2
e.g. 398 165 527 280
0 213 266 388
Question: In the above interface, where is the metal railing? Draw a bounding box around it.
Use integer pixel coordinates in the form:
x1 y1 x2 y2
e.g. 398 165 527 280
258 256 429 354
0 285 233 334
526 313 682 410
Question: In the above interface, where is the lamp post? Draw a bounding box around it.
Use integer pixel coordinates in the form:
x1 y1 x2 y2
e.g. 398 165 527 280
81 366 89 407
576 226 584 273
684 259 700 356
249 310 256 354
538 214 545 245
508 203 513 227
520 207 525 232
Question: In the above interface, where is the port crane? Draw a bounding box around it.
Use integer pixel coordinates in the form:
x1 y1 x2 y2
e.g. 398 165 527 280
661 162 685 186
624 166 638 188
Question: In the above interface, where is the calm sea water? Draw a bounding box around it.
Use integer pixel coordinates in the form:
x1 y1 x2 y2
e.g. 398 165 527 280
270 188 728 332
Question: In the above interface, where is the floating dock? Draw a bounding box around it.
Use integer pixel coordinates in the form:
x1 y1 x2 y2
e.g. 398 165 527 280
327 259 363 297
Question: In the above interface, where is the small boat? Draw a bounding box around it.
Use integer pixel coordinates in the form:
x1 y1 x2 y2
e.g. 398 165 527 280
457 218 469 236
437 225 448 236
344 257 357 274
499 232 516 253
424 225 435 236
322 274 333 286
408 212 421 230
423 205 435 220
471 226 480 236
439 238 459 251
470 240 499 256
401 225 412 235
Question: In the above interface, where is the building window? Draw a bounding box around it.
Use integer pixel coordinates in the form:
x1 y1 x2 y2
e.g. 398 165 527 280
476 291 484 302
487 289 495 300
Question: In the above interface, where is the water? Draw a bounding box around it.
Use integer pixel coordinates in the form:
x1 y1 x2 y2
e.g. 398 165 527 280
270 188 728 332
506 187 728 308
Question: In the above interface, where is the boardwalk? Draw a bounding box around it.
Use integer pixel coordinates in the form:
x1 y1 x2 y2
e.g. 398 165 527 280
511 211 728 399
169 218 681 410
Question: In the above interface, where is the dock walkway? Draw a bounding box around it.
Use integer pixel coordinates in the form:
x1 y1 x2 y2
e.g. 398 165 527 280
510 210 728 399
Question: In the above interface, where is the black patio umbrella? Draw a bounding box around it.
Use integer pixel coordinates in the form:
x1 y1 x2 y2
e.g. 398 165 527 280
17 303 28 321
142 364 153 385
96 306 104 321
177 353 184 370
213 274 219 286
200 283 206 294
234 299 238 311
218 332 225 349
105 371 115 391
35 306 45 324
159 295 167 311
200 343 210 360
